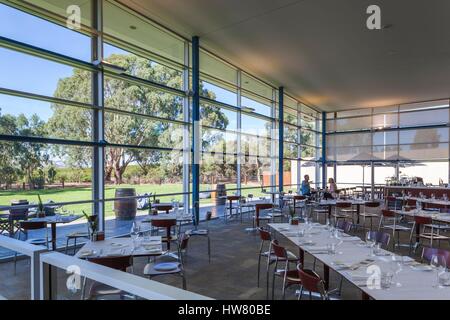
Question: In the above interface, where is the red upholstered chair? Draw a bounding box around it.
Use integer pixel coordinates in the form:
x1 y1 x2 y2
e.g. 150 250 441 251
296 264 328 300
270 240 301 300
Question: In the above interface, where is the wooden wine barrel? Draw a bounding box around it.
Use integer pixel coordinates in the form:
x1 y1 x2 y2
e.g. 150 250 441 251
215 184 226 206
114 188 137 220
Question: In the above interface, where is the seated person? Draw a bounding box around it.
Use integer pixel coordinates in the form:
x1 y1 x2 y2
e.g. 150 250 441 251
301 174 312 196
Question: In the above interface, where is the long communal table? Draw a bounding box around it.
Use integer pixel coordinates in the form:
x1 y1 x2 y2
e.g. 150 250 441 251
268 222 450 300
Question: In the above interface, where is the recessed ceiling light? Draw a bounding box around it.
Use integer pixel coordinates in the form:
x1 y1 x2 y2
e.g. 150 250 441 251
130 25 137 30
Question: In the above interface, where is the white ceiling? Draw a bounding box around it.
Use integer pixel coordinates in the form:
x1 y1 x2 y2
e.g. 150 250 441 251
118 0 450 112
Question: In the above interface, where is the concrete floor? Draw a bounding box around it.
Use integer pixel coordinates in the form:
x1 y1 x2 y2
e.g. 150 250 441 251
1 204 449 300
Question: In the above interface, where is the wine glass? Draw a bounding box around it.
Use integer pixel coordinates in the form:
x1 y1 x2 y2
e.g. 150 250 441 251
430 255 446 288
365 232 376 255
390 256 404 287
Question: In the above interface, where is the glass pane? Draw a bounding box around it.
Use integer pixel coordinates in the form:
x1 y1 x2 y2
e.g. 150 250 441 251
241 73 273 101
0 3 91 61
201 128 237 154
241 115 271 138
241 94 271 117
200 103 236 131
0 94 93 141
333 116 372 132
105 112 184 149
399 162 449 185
23 0 92 26
200 80 237 106
200 50 237 85
104 76 184 121
104 44 183 90
399 128 449 144
0 142 93 209
241 134 271 157
104 1 184 65
400 108 450 127
399 143 448 160
0 47 92 102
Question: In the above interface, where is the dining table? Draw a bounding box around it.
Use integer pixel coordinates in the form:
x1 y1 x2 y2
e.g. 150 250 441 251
30 214 82 250
219 195 241 220
269 222 450 299
75 236 164 259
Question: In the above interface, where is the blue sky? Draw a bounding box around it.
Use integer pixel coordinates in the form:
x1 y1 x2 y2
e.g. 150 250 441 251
0 3 271 134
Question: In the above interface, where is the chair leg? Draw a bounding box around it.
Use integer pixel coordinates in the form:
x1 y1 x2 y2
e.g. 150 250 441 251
271 269 276 300
13 252 17 275
207 236 211 263
65 238 70 254
298 286 304 300
257 254 262 287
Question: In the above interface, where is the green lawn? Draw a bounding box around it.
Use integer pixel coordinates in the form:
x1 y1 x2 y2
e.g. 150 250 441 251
0 183 273 217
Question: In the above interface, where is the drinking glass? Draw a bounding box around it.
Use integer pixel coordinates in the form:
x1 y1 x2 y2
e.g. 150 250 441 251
327 243 336 255
365 232 375 255
390 256 403 287
430 255 446 288
380 271 394 289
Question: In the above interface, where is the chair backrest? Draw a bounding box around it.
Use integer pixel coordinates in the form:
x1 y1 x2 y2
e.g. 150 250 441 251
155 205 172 213
258 227 271 241
422 247 450 267
87 255 133 272
386 196 397 201
364 201 380 208
228 195 241 201
19 221 47 231
414 215 432 225
271 240 287 259
151 219 177 228
294 195 306 200
179 233 190 251
336 220 352 233
381 209 395 217
405 199 417 206
336 202 351 208
366 231 390 247
297 265 324 295
10 200 29 220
